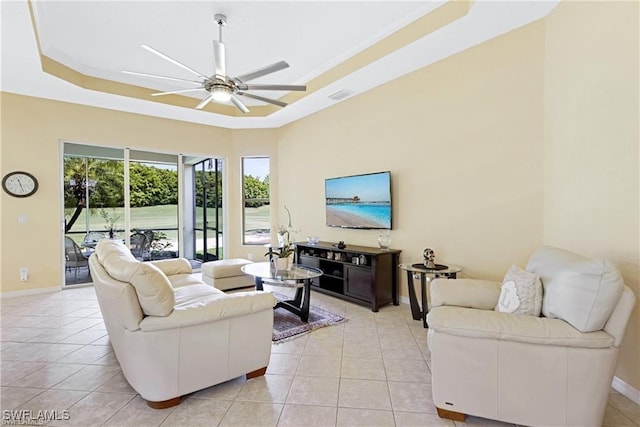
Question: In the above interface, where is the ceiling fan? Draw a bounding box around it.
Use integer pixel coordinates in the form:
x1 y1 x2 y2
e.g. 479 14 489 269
122 14 306 113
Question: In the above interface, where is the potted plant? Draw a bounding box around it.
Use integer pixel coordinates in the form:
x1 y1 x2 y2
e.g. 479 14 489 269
266 205 297 270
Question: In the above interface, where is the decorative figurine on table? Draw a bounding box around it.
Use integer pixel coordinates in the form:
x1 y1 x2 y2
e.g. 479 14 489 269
423 248 436 269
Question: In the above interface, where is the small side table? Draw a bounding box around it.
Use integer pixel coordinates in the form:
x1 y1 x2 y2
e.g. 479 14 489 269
399 263 462 328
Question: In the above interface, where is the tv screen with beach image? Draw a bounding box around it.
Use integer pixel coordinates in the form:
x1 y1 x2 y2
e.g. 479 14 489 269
325 171 392 229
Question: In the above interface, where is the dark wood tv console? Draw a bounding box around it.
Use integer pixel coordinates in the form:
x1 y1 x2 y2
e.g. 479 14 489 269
295 241 401 312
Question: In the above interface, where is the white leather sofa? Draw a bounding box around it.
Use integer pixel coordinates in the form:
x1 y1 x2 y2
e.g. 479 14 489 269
427 246 636 427
89 240 277 408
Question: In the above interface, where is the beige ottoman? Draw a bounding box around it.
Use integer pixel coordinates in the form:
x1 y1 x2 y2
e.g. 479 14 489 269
201 259 255 291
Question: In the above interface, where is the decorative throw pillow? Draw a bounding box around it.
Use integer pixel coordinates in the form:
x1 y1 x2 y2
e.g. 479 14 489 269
495 265 543 316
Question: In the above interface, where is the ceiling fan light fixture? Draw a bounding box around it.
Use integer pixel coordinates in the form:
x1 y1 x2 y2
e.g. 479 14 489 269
210 85 232 102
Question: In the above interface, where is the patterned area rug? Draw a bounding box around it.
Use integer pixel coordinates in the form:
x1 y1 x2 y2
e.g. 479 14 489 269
272 293 347 343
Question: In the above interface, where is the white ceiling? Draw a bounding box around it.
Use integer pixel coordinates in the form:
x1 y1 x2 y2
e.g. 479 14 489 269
1 1 559 130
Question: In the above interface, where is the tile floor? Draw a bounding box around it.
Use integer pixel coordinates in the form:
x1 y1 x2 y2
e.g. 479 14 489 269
1 285 638 426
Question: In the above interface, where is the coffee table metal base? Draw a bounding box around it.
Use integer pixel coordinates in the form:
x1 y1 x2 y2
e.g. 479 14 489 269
255 278 311 322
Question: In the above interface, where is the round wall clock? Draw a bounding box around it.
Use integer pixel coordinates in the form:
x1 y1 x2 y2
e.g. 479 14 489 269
2 171 39 198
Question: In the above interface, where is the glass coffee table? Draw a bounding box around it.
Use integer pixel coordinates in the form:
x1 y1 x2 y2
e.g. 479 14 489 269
399 263 462 328
241 262 323 322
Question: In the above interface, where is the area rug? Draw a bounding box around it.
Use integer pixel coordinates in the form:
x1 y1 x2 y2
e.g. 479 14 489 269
272 292 347 343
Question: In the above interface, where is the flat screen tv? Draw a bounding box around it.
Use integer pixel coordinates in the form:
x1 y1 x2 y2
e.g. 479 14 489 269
325 171 392 230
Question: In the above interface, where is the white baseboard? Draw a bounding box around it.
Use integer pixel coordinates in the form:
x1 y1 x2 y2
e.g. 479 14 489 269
612 376 640 405
0 286 60 299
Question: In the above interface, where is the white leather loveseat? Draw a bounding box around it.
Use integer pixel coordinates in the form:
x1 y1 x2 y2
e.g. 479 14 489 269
89 240 277 408
427 246 636 427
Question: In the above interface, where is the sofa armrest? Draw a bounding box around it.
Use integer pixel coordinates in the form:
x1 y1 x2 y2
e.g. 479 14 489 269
431 278 502 310
139 291 277 332
149 258 192 276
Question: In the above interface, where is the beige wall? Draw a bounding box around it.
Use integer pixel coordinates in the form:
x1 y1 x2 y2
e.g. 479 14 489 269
277 21 545 283
543 0 640 391
0 93 277 293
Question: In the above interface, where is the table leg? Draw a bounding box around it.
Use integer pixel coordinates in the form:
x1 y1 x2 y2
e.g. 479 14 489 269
406 270 422 321
421 274 429 328
300 279 311 322
254 277 264 291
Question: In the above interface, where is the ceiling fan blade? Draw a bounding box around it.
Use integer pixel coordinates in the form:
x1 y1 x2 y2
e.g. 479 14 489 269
151 88 205 97
230 94 250 113
195 93 215 110
233 60 289 83
238 84 306 92
213 41 226 77
141 44 210 80
122 70 202 85
237 91 287 108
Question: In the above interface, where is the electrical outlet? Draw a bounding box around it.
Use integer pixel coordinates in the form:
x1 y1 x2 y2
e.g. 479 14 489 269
20 268 28 282
247 253 254 261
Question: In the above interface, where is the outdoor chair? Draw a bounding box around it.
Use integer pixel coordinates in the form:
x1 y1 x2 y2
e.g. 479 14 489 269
83 231 106 249
64 236 91 279
130 232 148 261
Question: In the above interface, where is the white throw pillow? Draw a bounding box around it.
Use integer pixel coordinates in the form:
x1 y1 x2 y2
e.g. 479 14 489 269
495 265 543 316
546 259 624 332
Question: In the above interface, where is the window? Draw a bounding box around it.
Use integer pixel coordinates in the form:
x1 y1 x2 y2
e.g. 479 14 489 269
242 157 270 245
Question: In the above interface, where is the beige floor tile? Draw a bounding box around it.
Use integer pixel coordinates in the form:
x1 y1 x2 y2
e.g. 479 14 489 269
219 401 283 427
9 363 85 389
388 382 436 413
52 364 121 391
603 403 637 427
394 411 456 426
286 376 339 406
59 344 112 364
93 351 119 366
343 339 382 358
162 397 232 426
297 354 342 378
26 328 86 344
608 392 640 424
271 335 308 355
58 329 107 345
277 404 337 427
343 326 378 339
0 386 44 410
18 388 88 412
266 353 301 375
384 359 431 383
304 336 344 356
336 407 395 427
235 374 294 403
190 376 247 401
103 395 174 427
50 391 135 426
341 357 386 381
95 372 136 394
1 327 49 342
0 361 47 385
338 378 391 410
28 343 85 363
381 343 424 360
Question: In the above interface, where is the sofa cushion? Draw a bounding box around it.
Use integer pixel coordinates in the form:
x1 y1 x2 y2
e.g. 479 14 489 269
495 265 542 316
526 246 625 332
202 259 253 279
526 246 588 317
546 259 624 332
95 239 139 282
129 262 175 316
428 306 615 348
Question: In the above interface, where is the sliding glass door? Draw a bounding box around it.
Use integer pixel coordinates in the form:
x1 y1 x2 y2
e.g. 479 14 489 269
193 158 223 262
62 144 225 286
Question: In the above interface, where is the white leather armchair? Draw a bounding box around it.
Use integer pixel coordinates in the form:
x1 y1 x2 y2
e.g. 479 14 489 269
89 240 277 408
427 246 636 427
